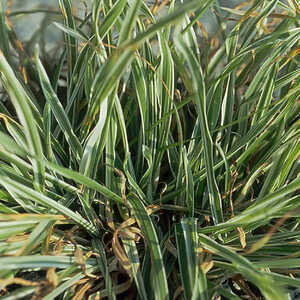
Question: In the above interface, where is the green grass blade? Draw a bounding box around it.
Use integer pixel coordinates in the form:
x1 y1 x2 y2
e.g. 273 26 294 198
128 193 169 300
95 0 127 39
58 0 77 80
0 52 45 191
53 21 87 42
176 218 208 300
0 1 10 62
92 239 116 300
0 131 27 157
34 46 83 160
0 255 96 270
0 220 37 240
122 237 148 300
0 173 98 236
198 234 289 300
183 148 194 217
45 160 123 205
174 28 223 224
118 0 142 45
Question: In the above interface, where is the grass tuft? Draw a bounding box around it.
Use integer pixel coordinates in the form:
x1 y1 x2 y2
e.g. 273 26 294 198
0 0 299 299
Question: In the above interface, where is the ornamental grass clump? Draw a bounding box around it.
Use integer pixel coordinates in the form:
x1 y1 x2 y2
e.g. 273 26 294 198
0 0 299 299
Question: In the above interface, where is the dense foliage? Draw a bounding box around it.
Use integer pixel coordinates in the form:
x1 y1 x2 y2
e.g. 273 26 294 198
0 0 299 299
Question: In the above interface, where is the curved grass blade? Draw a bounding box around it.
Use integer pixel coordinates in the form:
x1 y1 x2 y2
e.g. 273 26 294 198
58 0 77 80
94 0 127 39
118 0 142 46
128 193 169 300
43 267 98 300
176 218 208 300
87 0 211 122
197 177 300 235
251 63 277 126
17 220 53 256
79 97 109 176
226 176 300 226
92 239 116 300
45 160 123 205
126 0 212 48
0 1 10 63
0 148 78 195
183 148 194 217
53 21 87 42
122 237 148 300
0 173 98 236
34 46 83 160
132 58 148 152
0 51 45 192
174 28 223 224
0 220 37 240
198 234 289 300
0 131 27 157
182 0 216 34
0 255 96 270
151 31 174 193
